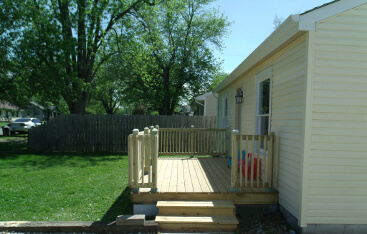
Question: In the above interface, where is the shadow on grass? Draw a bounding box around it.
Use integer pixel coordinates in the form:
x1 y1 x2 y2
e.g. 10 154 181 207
100 186 133 221
0 142 127 170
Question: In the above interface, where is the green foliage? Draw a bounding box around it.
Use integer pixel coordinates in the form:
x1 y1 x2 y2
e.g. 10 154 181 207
0 0 159 114
207 71 229 91
120 0 230 115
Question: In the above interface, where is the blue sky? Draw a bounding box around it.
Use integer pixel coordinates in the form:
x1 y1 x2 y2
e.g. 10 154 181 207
209 0 332 73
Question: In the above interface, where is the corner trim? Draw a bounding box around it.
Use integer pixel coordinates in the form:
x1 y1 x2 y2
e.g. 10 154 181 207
299 30 315 228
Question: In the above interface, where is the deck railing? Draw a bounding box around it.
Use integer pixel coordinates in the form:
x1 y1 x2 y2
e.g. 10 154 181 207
231 130 279 189
159 126 230 156
128 127 159 189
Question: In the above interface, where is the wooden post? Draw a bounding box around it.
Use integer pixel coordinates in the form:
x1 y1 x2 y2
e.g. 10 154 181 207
239 134 243 187
150 126 154 134
231 130 239 188
225 126 230 155
128 135 133 187
270 132 278 189
190 125 194 157
151 128 159 191
257 136 261 187
144 127 150 175
132 129 139 188
268 132 274 188
251 136 256 188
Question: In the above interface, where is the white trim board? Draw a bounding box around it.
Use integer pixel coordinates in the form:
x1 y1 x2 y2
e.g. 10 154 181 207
298 0 367 31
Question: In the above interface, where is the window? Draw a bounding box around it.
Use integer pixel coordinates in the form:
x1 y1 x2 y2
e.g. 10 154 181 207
255 68 272 137
32 119 41 123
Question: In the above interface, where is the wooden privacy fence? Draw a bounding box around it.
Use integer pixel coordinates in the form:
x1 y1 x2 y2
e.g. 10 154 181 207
128 127 159 189
159 126 230 156
28 114 216 152
231 130 279 189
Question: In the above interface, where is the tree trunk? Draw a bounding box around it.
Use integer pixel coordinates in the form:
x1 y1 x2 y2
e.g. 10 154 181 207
66 90 89 114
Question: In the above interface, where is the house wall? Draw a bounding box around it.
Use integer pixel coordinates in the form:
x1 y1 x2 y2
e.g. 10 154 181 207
306 4 367 225
204 94 217 116
217 33 308 220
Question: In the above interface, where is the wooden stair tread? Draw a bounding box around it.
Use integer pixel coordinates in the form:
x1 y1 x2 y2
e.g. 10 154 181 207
155 215 239 225
157 200 234 208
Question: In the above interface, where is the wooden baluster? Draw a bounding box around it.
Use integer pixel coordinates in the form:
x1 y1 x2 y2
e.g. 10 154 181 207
251 135 255 188
232 130 239 188
257 135 261 187
144 127 150 176
190 125 194 157
132 129 139 188
128 135 133 187
239 134 243 187
152 128 159 190
244 135 249 188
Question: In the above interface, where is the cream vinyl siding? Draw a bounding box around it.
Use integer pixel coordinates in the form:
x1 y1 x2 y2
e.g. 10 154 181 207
217 34 308 220
205 94 217 116
307 4 367 224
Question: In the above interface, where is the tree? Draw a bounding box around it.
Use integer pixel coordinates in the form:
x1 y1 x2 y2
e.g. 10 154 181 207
125 0 230 115
91 56 125 115
1 0 159 114
207 71 228 91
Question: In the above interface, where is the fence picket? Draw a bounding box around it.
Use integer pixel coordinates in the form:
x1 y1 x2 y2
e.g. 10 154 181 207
28 114 216 152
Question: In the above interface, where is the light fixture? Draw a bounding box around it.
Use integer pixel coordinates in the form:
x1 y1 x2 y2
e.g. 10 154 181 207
235 88 243 104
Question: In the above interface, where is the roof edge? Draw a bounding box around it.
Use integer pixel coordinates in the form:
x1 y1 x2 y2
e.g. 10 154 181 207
214 15 300 92
299 0 367 30
214 0 367 93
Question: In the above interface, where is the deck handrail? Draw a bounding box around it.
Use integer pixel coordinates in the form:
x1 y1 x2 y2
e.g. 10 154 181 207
128 127 159 189
231 130 279 189
159 126 230 156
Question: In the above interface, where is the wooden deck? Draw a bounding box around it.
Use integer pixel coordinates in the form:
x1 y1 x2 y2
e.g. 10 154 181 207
131 157 278 204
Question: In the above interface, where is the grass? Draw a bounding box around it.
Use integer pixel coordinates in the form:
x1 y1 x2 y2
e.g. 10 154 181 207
0 121 9 128
0 142 131 221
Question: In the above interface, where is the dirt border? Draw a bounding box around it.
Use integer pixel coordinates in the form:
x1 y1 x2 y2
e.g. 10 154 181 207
0 221 158 233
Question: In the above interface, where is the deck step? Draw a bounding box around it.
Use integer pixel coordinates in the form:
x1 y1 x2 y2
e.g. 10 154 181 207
157 200 235 215
155 215 239 232
155 201 238 232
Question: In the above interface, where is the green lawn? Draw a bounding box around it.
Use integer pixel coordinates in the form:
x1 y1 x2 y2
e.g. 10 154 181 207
0 142 131 221
0 121 9 128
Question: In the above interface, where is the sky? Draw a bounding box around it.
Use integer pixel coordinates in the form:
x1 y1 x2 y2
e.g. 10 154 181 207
209 0 332 73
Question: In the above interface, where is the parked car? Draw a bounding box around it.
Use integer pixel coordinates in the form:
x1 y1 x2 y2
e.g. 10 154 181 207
8 118 42 134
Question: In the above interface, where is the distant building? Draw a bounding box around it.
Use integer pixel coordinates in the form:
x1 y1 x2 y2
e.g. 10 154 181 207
21 101 58 120
194 92 218 116
0 101 22 120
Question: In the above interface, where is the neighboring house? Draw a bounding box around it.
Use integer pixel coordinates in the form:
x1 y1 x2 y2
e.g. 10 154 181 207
0 101 23 120
21 101 58 120
214 0 367 232
176 105 194 116
194 92 218 116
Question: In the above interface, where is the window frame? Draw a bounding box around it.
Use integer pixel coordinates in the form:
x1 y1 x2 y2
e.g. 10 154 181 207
255 67 272 136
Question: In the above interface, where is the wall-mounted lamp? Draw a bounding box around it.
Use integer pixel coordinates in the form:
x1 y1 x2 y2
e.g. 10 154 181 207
235 88 243 104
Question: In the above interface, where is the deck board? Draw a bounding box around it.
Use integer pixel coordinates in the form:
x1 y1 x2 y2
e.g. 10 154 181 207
161 159 173 192
182 159 194 192
187 159 205 192
156 157 229 193
132 157 278 205
177 159 185 192
193 158 213 192
168 159 178 192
